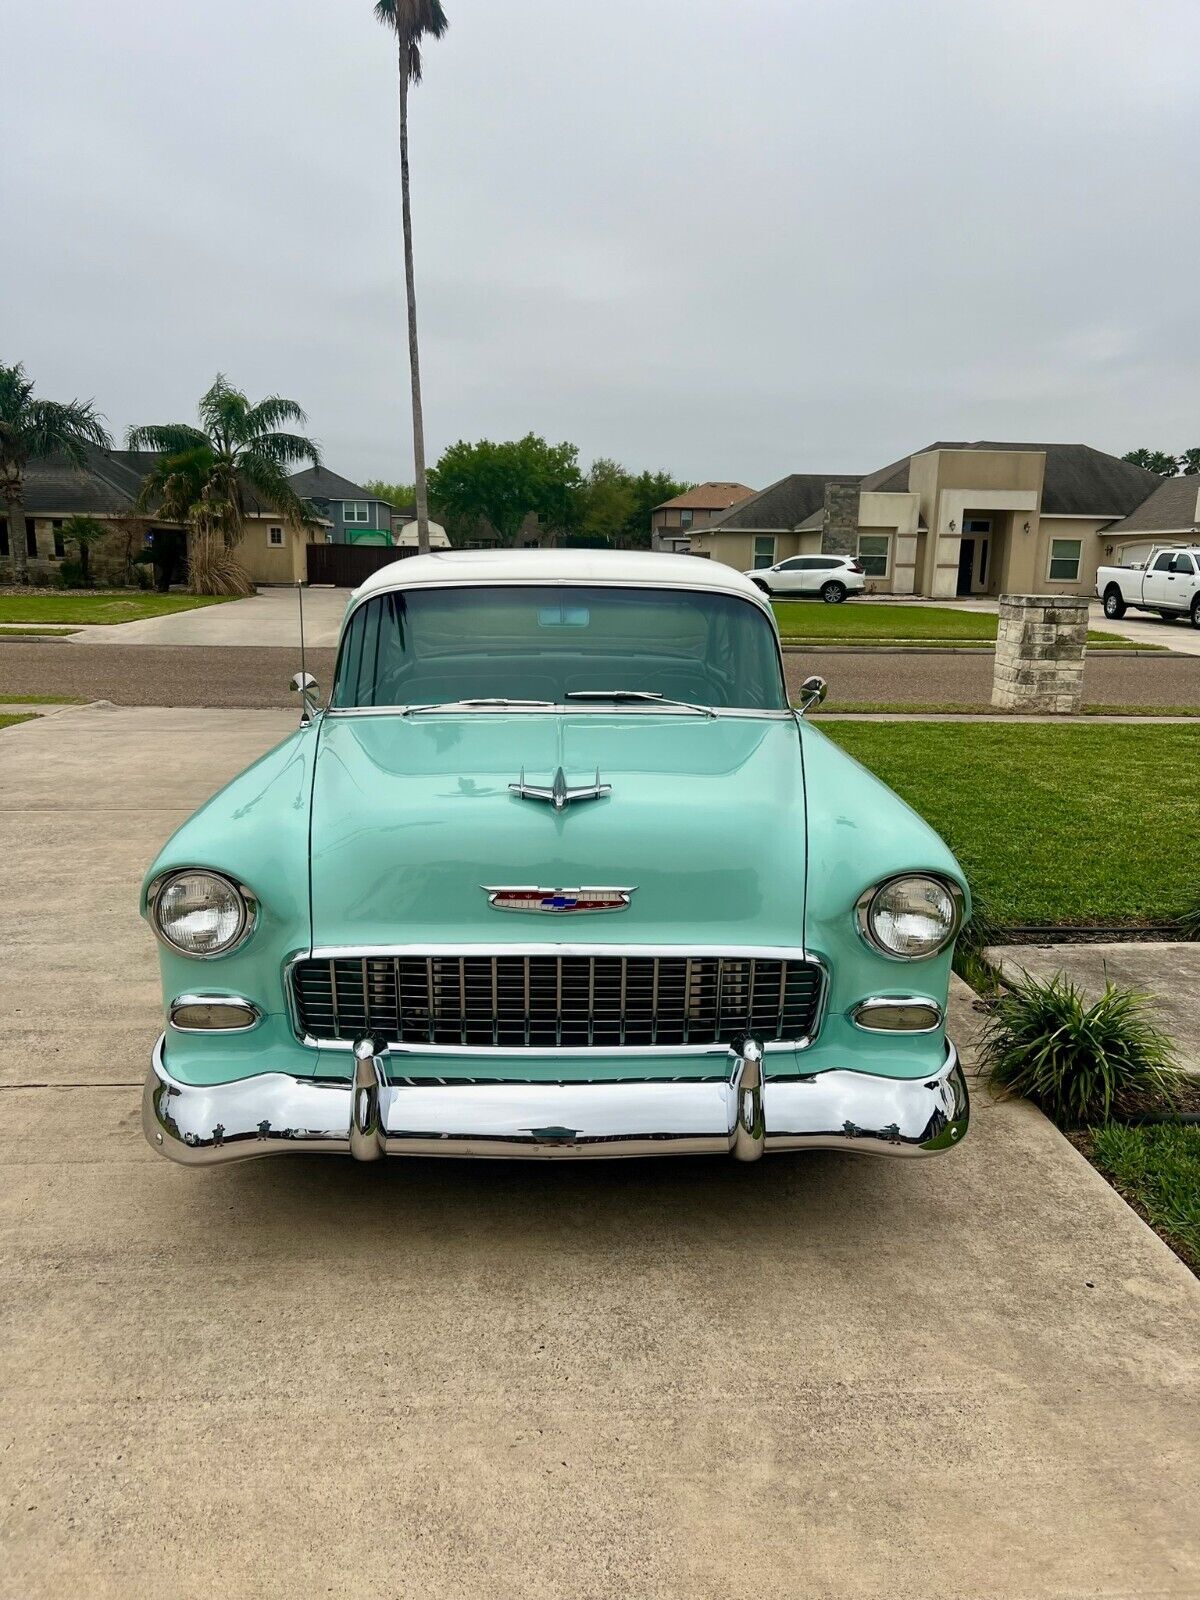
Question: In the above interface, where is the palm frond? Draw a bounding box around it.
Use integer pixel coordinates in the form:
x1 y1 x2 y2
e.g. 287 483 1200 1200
23 397 110 463
244 395 310 436
134 445 216 517
126 423 209 456
0 363 36 428
238 454 319 529
247 431 322 471
375 0 448 81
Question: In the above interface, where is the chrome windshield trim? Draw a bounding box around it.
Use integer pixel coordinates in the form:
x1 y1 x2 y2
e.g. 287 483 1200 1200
282 948 828 1056
321 704 797 721
328 581 788 716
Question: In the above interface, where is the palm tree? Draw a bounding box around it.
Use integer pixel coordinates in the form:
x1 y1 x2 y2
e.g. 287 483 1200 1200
375 0 449 556
0 362 110 583
128 375 321 595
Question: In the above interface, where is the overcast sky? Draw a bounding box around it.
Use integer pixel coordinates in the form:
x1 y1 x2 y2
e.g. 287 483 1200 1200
5 0 1198 489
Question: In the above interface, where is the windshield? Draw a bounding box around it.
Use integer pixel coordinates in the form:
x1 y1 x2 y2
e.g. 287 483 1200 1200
331 584 788 712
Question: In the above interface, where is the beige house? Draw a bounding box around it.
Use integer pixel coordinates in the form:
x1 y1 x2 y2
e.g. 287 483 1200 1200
690 443 1165 599
650 482 756 551
2 447 331 586
1099 474 1200 566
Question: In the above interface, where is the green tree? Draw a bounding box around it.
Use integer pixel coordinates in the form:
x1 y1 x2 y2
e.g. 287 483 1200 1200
60 514 108 585
363 478 416 508
375 0 449 556
128 376 320 595
1178 449 1200 476
0 362 110 583
579 458 637 545
620 469 691 547
429 434 583 543
1122 448 1178 476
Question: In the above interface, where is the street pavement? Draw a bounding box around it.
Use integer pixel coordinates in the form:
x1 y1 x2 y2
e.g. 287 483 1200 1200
1 638 1197 709
2 704 1198 1598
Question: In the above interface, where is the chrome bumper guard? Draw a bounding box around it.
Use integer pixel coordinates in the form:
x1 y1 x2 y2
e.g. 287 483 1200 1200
144 1035 968 1166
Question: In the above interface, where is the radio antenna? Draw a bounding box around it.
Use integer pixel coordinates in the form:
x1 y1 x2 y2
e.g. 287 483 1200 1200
297 579 307 684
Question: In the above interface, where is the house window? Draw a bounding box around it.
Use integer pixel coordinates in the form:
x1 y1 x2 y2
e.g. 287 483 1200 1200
0 518 7 557
680 509 693 529
857 534 890 577
752 536 776 569
343 501 370 524
963 517 992 535
26 519 37 558
268 526 284 547
1048 538 1082 582
52 520 65 559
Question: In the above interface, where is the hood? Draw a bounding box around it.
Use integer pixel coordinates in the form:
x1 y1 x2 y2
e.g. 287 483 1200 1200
308 712 807 949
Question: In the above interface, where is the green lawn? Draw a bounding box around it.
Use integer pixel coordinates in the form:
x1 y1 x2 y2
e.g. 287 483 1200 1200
772 601 1129 646
814 702 1200 717
0 593 232 625
821 721 1199 924
0 694 84 705
0 714 35 732
0 625 79 636
1084 1123 1200 1273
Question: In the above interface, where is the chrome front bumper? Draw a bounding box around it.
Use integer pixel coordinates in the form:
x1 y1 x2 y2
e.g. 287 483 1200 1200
143 1035 968 1166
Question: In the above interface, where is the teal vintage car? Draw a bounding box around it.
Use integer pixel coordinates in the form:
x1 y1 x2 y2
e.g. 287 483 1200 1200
142 550 969 1165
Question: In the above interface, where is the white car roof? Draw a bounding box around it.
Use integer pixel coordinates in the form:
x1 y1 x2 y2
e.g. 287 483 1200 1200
351 547 768 604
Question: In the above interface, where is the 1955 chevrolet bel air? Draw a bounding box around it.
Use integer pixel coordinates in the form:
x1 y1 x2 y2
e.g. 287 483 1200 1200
142 549 970 1165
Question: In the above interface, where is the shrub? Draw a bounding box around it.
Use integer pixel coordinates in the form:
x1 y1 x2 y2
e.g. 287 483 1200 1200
1176 899 1200 941
55 559 91 589
979 970 1183 1126
952 890 1004 995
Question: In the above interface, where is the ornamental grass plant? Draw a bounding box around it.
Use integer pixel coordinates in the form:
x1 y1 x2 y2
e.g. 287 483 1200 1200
979 970 1183 1127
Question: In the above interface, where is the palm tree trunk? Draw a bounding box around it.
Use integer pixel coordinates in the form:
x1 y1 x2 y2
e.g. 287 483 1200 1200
398 63 431 556
3 480 29 583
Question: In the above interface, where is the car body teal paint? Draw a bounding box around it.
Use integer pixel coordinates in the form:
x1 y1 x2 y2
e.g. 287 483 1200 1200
141 556 968 1132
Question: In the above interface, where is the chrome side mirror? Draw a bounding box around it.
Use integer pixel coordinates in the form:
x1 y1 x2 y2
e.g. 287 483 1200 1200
796 675 827 717
290 671 321 724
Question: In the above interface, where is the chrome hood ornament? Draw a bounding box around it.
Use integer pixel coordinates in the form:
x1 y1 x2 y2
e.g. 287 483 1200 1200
484 886 635 914
509 766 611 811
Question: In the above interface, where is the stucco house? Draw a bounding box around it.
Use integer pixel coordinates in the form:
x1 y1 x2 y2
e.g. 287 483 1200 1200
650 482 756 551
1098 474 1200 566
689 443 1166 599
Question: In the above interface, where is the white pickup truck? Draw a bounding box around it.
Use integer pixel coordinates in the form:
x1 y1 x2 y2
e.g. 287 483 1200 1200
1096 545 1200 627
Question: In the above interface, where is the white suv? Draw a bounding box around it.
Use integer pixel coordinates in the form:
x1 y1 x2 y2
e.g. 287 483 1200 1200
743 553 867 602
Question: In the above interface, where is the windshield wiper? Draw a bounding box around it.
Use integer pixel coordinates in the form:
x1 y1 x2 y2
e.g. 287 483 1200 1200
564 690 716 720
401 698 555 716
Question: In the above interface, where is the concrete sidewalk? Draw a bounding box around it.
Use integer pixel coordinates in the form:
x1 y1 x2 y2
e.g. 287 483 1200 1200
2 705 1198 1599
67 584 346 647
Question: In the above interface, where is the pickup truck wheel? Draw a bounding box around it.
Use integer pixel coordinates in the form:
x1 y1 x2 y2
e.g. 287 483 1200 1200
1192 596 1200 630
1102 586 1126 620
820 581 847 604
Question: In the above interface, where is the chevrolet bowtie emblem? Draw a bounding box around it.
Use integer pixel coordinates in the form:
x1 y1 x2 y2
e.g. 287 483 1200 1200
484 886 634 914
509 766 611 812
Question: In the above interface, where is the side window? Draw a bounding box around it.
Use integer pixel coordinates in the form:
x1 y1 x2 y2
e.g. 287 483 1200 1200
1048 539 1082 582
1171 553 1195 574
752 536 776 569
1153 552 1175 572
268 526 284 547
776 557 805 571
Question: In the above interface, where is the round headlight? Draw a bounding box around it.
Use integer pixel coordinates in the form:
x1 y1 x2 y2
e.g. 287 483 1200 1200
858 874 960 960
150 870 254 958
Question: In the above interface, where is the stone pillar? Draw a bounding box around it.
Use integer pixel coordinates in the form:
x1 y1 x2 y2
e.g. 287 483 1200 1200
992 594 1088 713
820 482 860 556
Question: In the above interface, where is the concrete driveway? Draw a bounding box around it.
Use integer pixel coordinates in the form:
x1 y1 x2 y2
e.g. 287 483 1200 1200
2 705 1198 1599
69 585 348 648
868 592 1200 655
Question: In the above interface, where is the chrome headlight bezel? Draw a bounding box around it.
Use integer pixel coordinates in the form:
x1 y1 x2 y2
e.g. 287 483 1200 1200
147 869 259 960
855 873 964 962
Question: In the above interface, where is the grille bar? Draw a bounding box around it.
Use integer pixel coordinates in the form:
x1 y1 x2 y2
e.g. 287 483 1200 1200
292 954 822 1049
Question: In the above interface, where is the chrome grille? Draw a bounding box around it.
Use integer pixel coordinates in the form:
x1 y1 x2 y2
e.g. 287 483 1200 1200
291 954 822 1049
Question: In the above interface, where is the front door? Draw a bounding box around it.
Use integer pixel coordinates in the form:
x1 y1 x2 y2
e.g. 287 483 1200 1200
956 539 975 596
